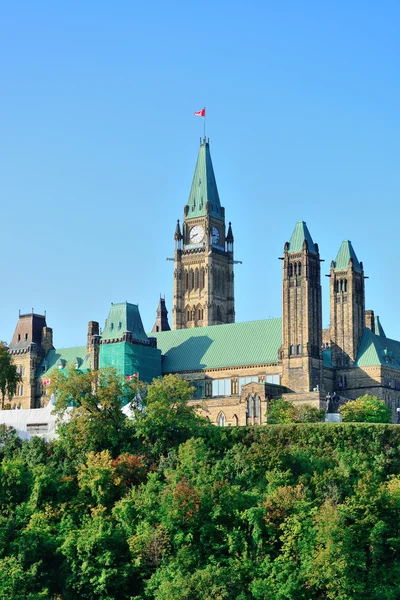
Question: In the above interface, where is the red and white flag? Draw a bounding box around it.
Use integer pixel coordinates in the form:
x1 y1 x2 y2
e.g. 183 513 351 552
126 373 139 381
194 108 205 117
43 378 51 386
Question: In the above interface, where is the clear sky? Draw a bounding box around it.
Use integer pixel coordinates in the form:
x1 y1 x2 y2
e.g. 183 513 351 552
0 1 399 347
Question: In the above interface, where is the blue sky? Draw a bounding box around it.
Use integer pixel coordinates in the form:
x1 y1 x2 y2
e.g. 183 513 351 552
0 1 399 346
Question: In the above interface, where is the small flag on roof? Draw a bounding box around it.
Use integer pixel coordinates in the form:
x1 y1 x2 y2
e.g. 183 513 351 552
194 108 205 117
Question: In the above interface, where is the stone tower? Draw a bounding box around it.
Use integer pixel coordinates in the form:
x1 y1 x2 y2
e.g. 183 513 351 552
329 241 365 366
8 312 54 409
172 138 235 329
280 221 323 392
152 297 171 332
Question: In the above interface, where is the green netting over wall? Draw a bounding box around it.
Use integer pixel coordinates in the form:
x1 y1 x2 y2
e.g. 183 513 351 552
100 342 162 383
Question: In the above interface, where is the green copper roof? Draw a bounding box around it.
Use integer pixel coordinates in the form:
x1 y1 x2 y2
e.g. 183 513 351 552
186 139 223 220
334 240 362 272
151 318 282 373
39 346 91 376
288 221 316 253
102 302 148 342
374 315 386 337
356 328 400 370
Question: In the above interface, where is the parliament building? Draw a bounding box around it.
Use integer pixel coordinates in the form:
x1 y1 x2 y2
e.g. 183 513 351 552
7 139 400 424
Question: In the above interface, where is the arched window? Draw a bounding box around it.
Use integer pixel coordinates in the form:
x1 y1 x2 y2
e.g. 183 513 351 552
297 262 301 276
190 270 194 290
288 263 293 277
294 263 297 276
247 395 253 417
254 395 259 418
195 269 199 290
201 268 205 289
344 279 348 292
218 412 226 427
232 414 239 426
338 375 343 388
185 271 189 291
290 345 295 356
297 344 302 355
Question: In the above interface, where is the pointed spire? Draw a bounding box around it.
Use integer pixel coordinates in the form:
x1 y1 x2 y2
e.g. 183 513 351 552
226 221 234 242
152 297 171 333
334 241 362 272
174 219 182 240
186 139 222 220
374 315 386 337
287 221 316 253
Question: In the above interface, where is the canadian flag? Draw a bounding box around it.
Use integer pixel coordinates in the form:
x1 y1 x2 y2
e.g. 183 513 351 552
126 373 139 381
43 378 51 386
194 108 205 117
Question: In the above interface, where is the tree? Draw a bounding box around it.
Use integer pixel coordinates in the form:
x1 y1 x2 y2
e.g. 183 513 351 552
341 394 392 423
49 366 144 460
0 343 21 409
266 399 325 424
134 374 208 458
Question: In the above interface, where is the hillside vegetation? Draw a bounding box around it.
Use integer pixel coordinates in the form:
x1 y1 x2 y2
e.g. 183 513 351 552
0 371 399 600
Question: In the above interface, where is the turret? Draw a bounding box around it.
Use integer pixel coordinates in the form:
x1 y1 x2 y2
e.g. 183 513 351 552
152 296 171 332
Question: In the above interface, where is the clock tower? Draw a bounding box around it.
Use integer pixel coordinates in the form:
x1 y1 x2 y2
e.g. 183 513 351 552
172 138 235 330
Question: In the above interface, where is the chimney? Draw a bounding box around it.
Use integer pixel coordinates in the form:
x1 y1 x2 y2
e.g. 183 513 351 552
365 310 375 333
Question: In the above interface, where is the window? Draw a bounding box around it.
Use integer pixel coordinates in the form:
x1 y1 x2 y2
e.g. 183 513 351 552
25 333 28 341
212 378 231 397
288 263 293 277
254 395 260 418
27 423 48 434
290 345 295 356
247 395 253 417
231 379 238 395
192 380 205 399
297 344 302 355
336 297 341 303
18 334 21 342
238 375 258 394
297 262 301 276
266 374 280 385
232 414 239 426
218 412 226 427
338 376 343 388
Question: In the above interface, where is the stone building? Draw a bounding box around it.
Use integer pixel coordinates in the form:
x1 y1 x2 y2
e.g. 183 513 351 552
5 138 400 422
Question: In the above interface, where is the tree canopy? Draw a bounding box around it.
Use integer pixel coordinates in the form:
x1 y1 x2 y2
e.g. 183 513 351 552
0 373 399 599
340 394 392 423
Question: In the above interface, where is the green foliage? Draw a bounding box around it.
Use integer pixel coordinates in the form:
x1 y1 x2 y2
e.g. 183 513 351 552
341 394 392 423
267 398 325 424
0 342 22 409
0 373 400 599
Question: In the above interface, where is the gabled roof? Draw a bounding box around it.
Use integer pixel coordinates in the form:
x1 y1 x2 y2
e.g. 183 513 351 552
334 240 362 272
101 302 148 342
374 315 386 337
288 221 317 254
356 328 400 370
39 346 91 376
186 139 223 220
151 318 282 373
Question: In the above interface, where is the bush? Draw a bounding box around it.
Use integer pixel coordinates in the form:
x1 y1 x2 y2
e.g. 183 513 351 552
341 394 392 423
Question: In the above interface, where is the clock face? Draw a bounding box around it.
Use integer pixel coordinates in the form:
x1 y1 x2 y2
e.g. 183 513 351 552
212 226 220 245
189 225 204 244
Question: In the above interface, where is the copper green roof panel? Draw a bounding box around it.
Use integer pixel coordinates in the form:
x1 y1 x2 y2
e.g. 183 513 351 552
151 318 282 373
334 240 362 272
102 302 148 342
39 346 91 376
100 341 161 383
288 221 316 253
186 140 223 221
374 315 386 337
356 328 400 370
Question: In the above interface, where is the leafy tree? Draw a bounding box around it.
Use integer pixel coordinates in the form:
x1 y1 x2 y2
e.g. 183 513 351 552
341 394 392 423
266 398 297 423
0 343 22 409
49 366 143 461
134 374 209 458
266 399 324 424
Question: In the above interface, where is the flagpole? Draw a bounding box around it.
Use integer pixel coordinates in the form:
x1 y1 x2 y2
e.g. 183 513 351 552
204 107 206 140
